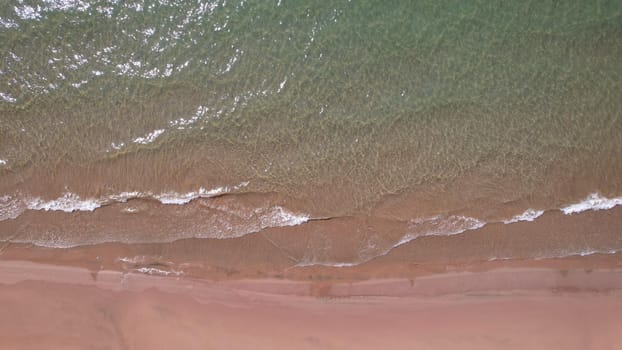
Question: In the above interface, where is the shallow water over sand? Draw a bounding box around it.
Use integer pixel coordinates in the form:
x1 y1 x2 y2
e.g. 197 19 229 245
1 1 622 265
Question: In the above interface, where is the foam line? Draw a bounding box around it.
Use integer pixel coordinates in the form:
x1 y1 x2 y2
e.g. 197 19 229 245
561 193 622 215
503 209 545 224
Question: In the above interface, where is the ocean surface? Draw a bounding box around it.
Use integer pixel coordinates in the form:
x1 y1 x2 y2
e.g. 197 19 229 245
1 1 622 267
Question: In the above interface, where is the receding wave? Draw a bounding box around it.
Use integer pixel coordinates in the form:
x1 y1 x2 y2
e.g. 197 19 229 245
394 192 621 246
488 248 622 262
300 243 622 269
2 190 621 256
395 215 486 247
295 193 622 268
296 262 368 268
8 202 310 248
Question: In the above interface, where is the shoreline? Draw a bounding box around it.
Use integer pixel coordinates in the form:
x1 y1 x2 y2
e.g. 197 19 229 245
2 205 622 283
2 259 622 298
1 245 622 292
2 195 622 270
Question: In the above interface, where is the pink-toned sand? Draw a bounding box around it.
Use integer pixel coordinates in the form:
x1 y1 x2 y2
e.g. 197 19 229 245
1 260 621 350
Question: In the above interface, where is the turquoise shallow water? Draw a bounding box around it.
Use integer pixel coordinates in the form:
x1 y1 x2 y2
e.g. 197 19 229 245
1 1 622 240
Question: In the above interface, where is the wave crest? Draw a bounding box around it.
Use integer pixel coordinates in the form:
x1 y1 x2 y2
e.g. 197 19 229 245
561 193 622 215
396 215 486 247
503 208 545 224
0 182 251 220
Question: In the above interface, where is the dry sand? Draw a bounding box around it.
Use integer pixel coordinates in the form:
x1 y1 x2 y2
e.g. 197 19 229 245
1 259 621 350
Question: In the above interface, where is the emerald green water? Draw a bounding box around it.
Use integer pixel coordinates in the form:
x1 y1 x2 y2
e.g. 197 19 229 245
1 1 622 249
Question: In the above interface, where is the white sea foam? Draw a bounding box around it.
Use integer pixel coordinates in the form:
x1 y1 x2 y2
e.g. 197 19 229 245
0 195 25 221
119 256 184 276
277 77 287 93
18 182 250 214
109 191 144 202
27 193 101 212
15 5 42 20
560 193 622 215
43 0 90 12
155 187 222 204
5 181 312 241
262 206 309 227
155 182 249 204
169 105 207 129
110 142 125 150
503 208 545 224
0 17 19 29
132 128 165 144
71 80 88 88
135 267 183 276
296 261 359 268
396 215 486 247
575 248 622 257
0 92 16 103
489 248 621 262
117 256 147 264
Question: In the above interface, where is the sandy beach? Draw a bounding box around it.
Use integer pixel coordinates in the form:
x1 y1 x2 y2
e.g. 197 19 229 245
3 1 622 349
1 194 622 349
1 257 621 350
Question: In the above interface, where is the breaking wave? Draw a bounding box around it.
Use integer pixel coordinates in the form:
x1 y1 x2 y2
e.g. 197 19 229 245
0 182 250 220
297 193 622 268
1 191 621 259
561 193 622 215
503 208 545 224
395 215 486 247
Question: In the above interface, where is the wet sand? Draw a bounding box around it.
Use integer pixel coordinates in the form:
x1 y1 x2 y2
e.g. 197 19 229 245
2 204 622 281
1 260 621 350
2 185 622 349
